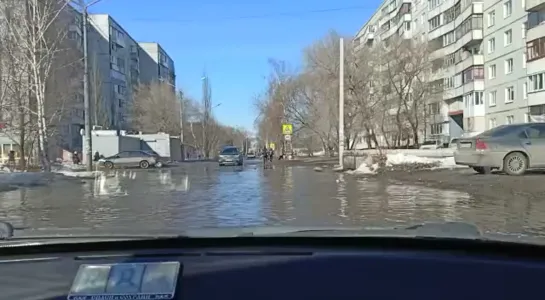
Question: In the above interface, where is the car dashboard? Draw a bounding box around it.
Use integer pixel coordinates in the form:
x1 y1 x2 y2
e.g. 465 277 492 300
1 236 545 300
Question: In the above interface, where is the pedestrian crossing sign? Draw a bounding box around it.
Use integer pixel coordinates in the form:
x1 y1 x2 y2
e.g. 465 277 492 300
282 124 293 135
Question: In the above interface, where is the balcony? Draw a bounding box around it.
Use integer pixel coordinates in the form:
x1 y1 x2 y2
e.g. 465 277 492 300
459 54 484 72
527 37 545 73
446 98 464 114
527 0 545 11
458 29 483 48
527 12 545 42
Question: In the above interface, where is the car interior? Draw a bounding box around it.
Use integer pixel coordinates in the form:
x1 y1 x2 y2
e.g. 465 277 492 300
2 236 545 300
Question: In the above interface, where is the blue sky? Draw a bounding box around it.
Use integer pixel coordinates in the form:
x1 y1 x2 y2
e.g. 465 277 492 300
90 0 380 132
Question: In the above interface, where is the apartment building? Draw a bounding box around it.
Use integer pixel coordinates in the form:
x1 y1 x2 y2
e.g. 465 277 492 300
525 0 545 120
353 0 427 148
86 14 141 130
138 42 176 85
356 0 545 146
484 0 528 128
425 0 486 144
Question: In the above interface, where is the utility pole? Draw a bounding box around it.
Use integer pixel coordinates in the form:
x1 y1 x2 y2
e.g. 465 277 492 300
76 0 105 171
82 4 92 171
338 38 345 169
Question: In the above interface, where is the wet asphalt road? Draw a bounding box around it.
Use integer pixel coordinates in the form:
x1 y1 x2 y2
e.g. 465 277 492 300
0 159 544 237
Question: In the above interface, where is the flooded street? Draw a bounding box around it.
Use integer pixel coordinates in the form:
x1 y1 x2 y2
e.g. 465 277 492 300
0 160 543 237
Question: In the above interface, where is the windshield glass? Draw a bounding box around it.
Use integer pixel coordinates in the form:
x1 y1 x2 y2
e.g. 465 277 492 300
221 148 239 155
0 0 542 245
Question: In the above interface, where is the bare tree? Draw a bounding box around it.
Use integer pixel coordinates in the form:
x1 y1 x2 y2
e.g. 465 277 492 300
131 81 181 135
383 36 435 146
0 3 36 168
201 74 213 158
1 0 77 170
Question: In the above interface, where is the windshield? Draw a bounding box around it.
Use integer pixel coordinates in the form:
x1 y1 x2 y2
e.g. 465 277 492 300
221 148 239 155
0 0 541 246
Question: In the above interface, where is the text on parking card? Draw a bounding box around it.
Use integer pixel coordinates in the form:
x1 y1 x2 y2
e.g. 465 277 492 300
68 293 174 300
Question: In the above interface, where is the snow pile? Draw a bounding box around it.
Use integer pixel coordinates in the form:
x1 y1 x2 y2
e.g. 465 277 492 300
348 153 461 175
55 170 102 179
53 163 87 171
385 153 459 169
346 155 380 175
52 163 103 179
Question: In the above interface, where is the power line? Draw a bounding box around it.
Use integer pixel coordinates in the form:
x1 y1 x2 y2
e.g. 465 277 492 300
126 5 372 23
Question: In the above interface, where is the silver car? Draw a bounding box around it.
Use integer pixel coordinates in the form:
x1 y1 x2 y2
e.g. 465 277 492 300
218 147 243 166
98 150 164 169
454 123 545 175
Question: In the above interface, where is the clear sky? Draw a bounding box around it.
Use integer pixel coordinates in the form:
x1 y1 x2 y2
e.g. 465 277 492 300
89 0 380 132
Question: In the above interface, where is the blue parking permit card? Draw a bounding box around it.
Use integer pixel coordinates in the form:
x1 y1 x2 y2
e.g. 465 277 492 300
68 262 181 300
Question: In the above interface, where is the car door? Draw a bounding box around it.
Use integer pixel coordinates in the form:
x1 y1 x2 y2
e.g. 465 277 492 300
114 151 133 166
524 124 545 167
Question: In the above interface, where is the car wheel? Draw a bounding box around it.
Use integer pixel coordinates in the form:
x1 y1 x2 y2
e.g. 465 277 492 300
104 161 114 169
139 160 150 169
503 152 528 176
155 161 163 168
472 166 492 174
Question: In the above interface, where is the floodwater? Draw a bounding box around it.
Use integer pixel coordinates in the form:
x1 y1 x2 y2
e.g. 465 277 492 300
0 160 542 237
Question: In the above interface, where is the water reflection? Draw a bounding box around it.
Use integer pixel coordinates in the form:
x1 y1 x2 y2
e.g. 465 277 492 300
93 170 190 197
0 164 544 237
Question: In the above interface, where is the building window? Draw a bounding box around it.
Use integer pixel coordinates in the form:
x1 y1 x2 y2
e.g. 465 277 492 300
429 0 442 10
489 91 497 106
488 64 496 79
505 86 515 102
529 73 544 92
505 58 513 74
503 0 512 18
431 124 443 135
523 82 528 99
527 37 545 62
487 11 495 27
488 38 495 53
464 93 473 107
455 15 483 40
506 115 514 124
443 2 461 24
475 91 483 105
442 31 456 46
429 15 441 30
462 66 484 84
504 29 512 46
489 118 497 129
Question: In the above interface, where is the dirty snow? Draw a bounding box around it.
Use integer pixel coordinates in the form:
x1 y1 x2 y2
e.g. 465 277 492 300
385 153 458 168
348 153 461 175
51 163 104 179
346 156 380 175
55 170 102 179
